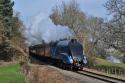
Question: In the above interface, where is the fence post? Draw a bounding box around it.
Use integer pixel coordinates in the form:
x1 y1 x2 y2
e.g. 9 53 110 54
115 68 117 76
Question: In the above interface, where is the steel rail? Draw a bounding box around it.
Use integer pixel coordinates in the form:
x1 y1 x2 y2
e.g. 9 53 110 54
77 69 125 83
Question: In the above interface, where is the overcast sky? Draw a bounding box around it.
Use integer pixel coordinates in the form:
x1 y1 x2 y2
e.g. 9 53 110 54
13 0 108 25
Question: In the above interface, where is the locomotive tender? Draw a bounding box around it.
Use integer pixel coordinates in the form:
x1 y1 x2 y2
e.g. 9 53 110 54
29 39 87 70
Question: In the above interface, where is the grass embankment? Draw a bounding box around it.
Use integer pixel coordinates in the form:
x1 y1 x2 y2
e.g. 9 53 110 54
94 58 125 75
95 58 125 68
0 64 26 83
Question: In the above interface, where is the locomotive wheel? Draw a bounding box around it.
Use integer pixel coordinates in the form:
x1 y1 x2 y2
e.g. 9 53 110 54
72 66 79 71
58 61 63 68
69 65 73 70
56 62 59 66
74 67 79 71
62 63 66 70
59 63 62 68
52 59 58 66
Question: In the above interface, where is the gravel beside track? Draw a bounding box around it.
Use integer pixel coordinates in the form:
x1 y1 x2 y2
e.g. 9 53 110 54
48 65 107 83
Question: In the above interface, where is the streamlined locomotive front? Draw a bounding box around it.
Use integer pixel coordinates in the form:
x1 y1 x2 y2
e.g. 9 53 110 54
50 39 87 70
69 39 87 69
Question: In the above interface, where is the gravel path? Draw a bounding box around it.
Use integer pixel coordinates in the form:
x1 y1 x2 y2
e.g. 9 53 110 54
47 65 107 83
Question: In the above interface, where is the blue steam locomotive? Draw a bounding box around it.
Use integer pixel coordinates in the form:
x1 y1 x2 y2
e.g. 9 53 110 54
29 39 87 70
50 39 87 70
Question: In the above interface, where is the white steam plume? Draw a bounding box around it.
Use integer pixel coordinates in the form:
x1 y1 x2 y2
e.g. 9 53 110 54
23 13 72 46
106 55 122 63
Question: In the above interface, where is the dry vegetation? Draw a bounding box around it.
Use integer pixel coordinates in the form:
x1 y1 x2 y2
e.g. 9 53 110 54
23 64 78 83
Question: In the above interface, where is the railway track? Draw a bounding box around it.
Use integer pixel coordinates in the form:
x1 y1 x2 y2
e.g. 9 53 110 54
30 54 125 83
77 69 125 83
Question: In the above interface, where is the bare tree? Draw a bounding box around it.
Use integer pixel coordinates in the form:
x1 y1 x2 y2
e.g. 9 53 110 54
104 0 125 53
105 0 125 61
84 16 108 58
50 0 86 42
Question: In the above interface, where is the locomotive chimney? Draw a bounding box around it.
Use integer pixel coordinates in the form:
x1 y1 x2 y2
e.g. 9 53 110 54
71 39 77 43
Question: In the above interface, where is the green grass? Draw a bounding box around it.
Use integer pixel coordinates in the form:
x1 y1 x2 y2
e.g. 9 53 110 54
94 58 125 75
0 64 26 83
95 58 125 68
